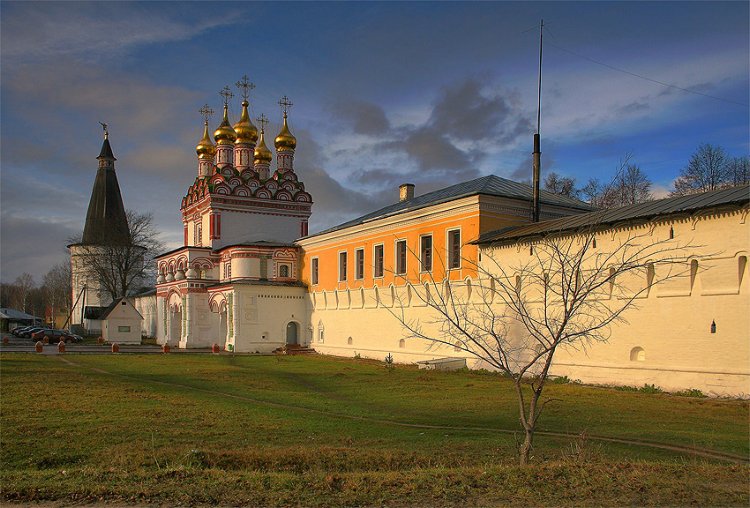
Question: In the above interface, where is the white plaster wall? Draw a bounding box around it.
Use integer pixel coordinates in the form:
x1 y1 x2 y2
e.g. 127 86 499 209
134 295 157 338
307 211 750 396
212 211 303 247
229 285 308 353
309 278 749 396
232 257 261 279
103 317 141 344
69 246 110 327
182 292 218 348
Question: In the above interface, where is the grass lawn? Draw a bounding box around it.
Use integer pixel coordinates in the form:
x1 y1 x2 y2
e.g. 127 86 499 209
1 353 748 506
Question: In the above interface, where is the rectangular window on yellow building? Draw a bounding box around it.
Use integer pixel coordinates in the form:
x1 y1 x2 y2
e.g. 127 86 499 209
355 249 364 280
396 240 407 275
339 251 348 281
311 258 319 285
420 235 433 272
374 244 384 278
448 229 461 269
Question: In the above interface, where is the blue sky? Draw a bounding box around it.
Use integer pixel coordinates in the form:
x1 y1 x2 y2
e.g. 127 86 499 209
1 1 748 283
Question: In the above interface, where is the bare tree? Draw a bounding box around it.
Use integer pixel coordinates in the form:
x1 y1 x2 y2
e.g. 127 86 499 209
391 230 689 465
582 155 653 208
543 172 578 198
728 156 749 187
70 210 163 301
12 273 35 313
580 178 604 207
42 263 72 326
672 144 730 196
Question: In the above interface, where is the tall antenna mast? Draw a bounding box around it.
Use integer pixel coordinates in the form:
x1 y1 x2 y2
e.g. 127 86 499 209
532 18 544 223
536 19 544 136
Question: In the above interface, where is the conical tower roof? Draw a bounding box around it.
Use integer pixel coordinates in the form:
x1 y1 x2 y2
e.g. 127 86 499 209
81 135 130 245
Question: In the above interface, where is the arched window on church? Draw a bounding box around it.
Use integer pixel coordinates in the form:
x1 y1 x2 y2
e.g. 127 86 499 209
279 264 290 278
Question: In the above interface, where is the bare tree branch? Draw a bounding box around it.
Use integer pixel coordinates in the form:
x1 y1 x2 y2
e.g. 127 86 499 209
388 227 695 465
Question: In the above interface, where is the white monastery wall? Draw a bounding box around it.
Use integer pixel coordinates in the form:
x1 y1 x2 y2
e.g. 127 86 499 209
308 211 750 396
227 285 308 353
134 294 157 338
69 245 108 328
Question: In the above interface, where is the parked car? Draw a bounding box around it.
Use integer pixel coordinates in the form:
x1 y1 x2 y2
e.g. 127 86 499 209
31 329 80 343
63 333 83 343
11 326 34 337
31 329 54 341
20 327 45 338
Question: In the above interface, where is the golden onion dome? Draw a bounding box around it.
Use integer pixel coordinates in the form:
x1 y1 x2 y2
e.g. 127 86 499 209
195 121 216 158
274 112 297 151
213 104 237 145
233 100 258 145
254 129 273 164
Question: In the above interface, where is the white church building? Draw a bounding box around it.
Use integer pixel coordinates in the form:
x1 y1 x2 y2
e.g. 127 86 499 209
135 82 748 396
153 89 311 352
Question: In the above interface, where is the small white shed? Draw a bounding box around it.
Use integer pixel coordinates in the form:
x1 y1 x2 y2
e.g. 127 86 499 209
102 298 143 344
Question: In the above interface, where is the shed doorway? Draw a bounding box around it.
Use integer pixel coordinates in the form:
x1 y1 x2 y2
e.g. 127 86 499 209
286 321 299 345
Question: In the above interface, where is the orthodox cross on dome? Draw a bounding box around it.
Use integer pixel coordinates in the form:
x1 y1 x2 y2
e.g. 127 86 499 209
257 113 269 133
278 95 293 116
199 104 214 123
99 121 109 139
235 75 255 101
219 86 234 107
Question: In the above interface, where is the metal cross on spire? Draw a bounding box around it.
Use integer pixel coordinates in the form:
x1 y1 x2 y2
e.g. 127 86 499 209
235 75 256 101
219 85 234 107
256 113 269 133
278 95 293 115
199 104 214 123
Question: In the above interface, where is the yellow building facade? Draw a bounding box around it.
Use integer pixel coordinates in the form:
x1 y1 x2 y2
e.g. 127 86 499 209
299 183 750 396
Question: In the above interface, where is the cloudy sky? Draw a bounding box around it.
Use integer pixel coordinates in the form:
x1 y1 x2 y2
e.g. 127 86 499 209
1 1 748 283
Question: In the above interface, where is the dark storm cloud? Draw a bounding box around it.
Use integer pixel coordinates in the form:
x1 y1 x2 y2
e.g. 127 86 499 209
0 172 88 219
429 79 531 143
398 126 472 171
398 78 531 171
331 100 390 135
0 215 79 282
292 130 389 231
350 168 405 187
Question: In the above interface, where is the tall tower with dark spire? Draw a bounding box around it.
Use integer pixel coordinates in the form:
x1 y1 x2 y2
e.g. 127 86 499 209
69 126 134 332
81 127 130 245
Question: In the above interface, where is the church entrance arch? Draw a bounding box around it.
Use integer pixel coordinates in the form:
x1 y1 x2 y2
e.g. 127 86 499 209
169 305 182 344
209 293 228 347
167 291 182 345
286 321 299 345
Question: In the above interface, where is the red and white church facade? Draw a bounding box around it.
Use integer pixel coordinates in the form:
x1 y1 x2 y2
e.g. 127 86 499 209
154 91 312 352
